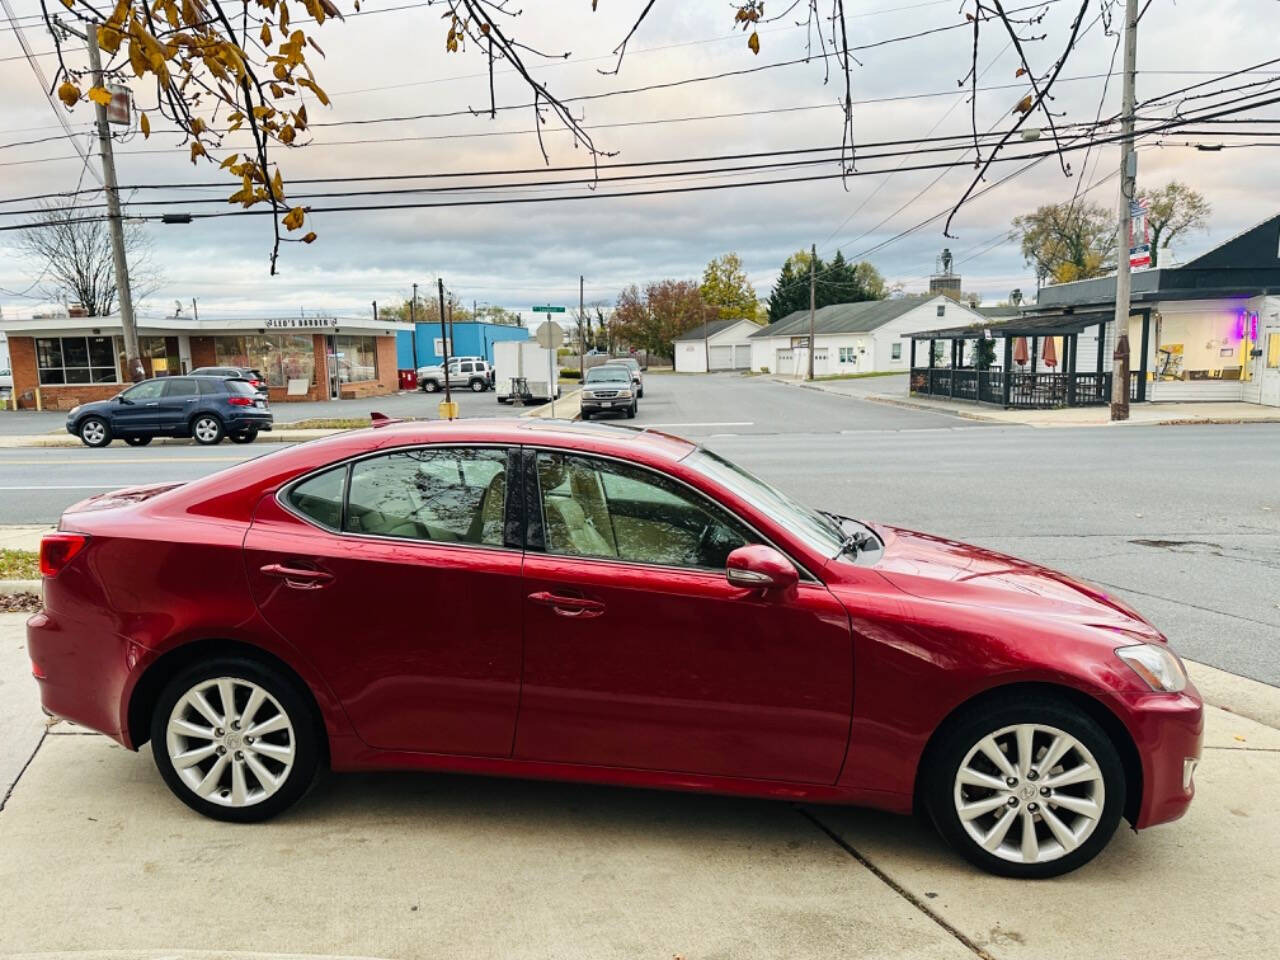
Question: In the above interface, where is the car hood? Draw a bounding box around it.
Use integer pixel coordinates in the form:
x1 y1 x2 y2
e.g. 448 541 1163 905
870 524 1159 634
67 397 119 415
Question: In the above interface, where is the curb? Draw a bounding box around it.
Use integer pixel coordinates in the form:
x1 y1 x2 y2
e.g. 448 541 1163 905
0 579 40 596
520 389 583 421
0 429 342 449
1186 659 1280 731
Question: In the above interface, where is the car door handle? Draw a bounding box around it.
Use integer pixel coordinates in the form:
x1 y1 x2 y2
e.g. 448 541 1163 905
260 563 334 590
527 591 605 618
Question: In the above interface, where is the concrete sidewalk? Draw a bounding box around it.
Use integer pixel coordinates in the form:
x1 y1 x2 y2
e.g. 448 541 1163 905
1 608 1277 959
776 376 1280 428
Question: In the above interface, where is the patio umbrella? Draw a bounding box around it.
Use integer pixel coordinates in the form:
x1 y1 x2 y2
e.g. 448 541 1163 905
1042 335 1058 369
1012 336 1029 366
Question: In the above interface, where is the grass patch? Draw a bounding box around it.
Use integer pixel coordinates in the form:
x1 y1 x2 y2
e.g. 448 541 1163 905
0 549 39 580
276 417 421 430
813 370 906 381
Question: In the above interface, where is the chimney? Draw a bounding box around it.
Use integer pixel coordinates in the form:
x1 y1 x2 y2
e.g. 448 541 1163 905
68 303 89 318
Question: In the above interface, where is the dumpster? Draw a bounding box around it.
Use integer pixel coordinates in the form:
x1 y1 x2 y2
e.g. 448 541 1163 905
398 369 418 390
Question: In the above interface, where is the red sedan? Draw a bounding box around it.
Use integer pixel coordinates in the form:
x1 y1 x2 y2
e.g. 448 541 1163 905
28 419 1202 877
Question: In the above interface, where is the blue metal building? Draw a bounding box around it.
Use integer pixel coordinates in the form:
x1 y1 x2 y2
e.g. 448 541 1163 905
396 321 531 369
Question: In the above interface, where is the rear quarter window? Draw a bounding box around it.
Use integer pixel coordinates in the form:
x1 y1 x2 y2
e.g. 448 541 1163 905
286 466 347 530
226 380 257 396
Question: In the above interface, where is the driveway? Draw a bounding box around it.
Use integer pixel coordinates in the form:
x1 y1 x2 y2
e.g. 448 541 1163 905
2 612 1279 959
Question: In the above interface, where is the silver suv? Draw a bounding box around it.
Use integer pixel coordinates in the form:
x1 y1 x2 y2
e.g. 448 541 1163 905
603 357 644 398
417 358 493 393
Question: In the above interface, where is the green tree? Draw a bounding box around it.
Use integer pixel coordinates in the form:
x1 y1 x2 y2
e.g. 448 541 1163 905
474 304 522 326
1139 181 1211 268
853 260 887 300
973 337 996 370
766 249 884 323
383 293 472 325
1011 201 1116 284
699 253 758 321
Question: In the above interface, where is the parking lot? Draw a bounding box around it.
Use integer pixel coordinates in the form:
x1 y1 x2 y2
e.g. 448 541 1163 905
2 371 1279 959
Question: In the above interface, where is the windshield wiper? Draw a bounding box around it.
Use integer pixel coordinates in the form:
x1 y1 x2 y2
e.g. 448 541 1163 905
821 509 879 556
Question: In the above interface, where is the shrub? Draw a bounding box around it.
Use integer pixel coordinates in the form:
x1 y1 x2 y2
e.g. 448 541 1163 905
559 368 582 380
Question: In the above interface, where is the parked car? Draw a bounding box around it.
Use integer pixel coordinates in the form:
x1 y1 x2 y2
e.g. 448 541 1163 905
0 366 12 397
580 364 636 419
189 366 269 396
603 356 644 397
65 376 273 447
30 419 1201 877
417 357 492 393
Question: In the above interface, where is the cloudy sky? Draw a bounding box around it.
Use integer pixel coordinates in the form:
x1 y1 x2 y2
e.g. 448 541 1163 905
1 0 1276 320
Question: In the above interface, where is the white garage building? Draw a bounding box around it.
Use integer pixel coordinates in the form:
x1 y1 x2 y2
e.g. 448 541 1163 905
749 296 985 376
673 318 761 373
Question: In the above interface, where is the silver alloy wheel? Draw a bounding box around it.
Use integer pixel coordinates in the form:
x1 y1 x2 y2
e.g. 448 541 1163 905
165 676 296 808
193 417 220 443
953 722 1105 865
81 419 106 445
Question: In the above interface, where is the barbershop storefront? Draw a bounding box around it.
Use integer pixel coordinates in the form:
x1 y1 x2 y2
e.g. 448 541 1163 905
0 314 409 410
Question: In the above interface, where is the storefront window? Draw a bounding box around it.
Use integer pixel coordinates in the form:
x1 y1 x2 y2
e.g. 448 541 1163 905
214 334 315 388
35 336 120 385
140 336 172 377
336 335 377 383
1155 312 1243 382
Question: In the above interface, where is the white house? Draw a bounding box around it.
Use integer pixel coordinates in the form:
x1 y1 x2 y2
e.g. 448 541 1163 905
673 318 761 373
748 296 985 376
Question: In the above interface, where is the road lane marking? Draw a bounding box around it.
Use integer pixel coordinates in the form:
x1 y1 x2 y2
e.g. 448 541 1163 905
640 421 754 428
0 456 249 465
0 483 186 490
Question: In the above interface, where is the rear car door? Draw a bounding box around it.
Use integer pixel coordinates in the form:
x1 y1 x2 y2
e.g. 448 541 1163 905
515 450 853 784
244 445 525 757
157 377 199 434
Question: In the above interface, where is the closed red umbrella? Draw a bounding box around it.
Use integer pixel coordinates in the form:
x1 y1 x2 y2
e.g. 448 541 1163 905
1043 335 1058 369
1012 337 1029 366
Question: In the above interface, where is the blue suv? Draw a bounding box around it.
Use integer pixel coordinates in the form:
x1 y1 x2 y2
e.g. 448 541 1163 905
67 375 274 448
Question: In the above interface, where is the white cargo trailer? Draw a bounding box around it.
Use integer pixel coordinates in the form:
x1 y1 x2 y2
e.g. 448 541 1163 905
493 339 560 404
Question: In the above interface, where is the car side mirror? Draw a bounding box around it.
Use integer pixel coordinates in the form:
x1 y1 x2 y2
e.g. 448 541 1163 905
726 544 799 593
115 395 130 404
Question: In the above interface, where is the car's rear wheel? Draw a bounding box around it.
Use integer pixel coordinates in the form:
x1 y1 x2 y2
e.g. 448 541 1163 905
79 416 112 448
150 657 320 822
470 378 487 393
229 429 258 444
124 435 152 447
925 695 1124 878
191 414 224 445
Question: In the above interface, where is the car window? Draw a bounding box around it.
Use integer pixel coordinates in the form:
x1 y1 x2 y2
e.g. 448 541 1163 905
460 362 474 373
535 452 752 569
196 379 223 396
226 379 258 397
287 465 347 530
345 447 508 546
121 380 166 401
162 378 197 397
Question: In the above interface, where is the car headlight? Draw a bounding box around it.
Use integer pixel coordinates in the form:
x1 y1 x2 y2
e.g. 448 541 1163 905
68 405 81 416
617 388 632 398
1116 643 1187 692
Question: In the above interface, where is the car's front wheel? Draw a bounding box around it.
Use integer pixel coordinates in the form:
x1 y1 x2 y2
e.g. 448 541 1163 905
925 694 1125 878
191 414 224 445
78 416 112 448
150 657 320 822
229 429 258 444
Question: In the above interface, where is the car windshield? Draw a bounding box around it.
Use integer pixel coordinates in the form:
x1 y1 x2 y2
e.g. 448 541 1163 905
684 447 844 558
586 367 630 383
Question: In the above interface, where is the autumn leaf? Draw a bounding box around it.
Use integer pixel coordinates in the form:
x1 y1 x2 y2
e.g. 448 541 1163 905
189 141 208 163
747 30 760 55
301 231 317 244
57 81 80 107
261 22 272 46
1013 94 1033 115
279 124 296 144
283 206 306 231
1015 66 1027 77
87 86 114 106
97 26 123 55
59 0 74 8
271 168 286 200
219 152 239 170
139 111 150 138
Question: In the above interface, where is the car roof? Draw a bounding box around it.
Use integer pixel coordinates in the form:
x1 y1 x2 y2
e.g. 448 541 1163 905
371 418 693 458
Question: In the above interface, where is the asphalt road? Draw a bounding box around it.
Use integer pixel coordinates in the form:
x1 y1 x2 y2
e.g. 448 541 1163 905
2 371 1276 683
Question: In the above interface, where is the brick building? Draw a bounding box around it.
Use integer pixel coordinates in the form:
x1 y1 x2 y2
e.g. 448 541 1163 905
0 313 411 410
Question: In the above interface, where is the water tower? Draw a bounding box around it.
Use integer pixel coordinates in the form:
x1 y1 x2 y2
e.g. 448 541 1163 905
929 248 961 299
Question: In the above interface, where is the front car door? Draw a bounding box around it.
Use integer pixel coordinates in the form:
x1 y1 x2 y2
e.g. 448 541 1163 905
244 444 524 757
516 449 853 785
111 379 165 434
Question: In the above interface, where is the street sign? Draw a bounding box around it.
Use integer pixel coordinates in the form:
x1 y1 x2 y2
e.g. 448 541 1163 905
535 321 564 350
532 305 566 313
106 84 131 126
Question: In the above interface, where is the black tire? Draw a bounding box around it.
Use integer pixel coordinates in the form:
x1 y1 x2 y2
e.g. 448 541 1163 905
229 429 258 444
150 656 321 823
626 402 637 419
78 416 112 448
638 386 644 398
124 435 152 447
190 414 224 445
580 410 592 421
924 693 1125 879
470 378 487 393
422 379 440 393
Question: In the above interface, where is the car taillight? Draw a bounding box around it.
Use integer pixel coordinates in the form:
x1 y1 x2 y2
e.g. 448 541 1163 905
40 533 88 578
250 379 262 387
227 396 254 406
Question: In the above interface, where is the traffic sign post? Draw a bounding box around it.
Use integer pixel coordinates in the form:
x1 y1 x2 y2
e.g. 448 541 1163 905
535 320 565 417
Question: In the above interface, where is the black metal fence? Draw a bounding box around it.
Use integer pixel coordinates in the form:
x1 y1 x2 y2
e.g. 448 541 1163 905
910 367 1135 409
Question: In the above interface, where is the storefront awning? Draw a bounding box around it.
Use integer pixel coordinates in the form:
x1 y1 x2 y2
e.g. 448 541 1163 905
907 309 1117 340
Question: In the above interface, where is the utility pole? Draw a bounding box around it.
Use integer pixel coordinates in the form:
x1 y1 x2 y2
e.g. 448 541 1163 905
409 282 419 371
807 242 817 381
84 25 142 381
1110 0 1139 421
437 278 453 408
579 274 585 377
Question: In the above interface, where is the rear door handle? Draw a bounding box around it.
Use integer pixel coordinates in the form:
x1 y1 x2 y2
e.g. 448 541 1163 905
260 563 334 590
528 591 605 618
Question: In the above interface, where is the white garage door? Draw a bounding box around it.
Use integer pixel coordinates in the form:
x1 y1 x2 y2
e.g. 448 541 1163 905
732 345 751 369
708 345 734 370
775 348 795 375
